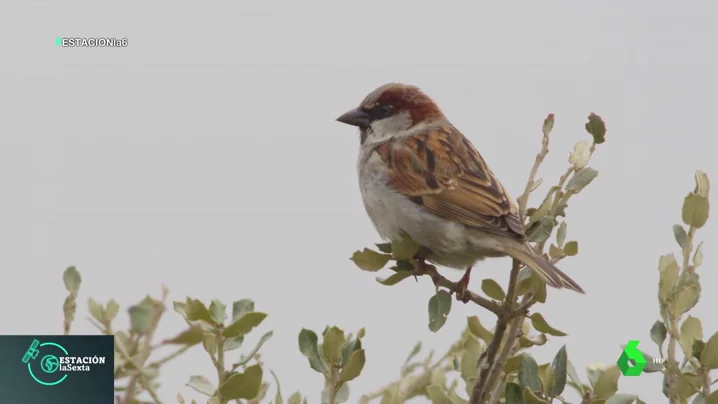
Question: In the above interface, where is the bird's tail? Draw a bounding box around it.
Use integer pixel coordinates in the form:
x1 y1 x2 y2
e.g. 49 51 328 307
504 242 585 294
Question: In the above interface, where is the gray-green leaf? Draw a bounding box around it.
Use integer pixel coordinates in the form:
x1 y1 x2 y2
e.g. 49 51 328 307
63 266 82 295
298 328 329 374
231 299 255 322
566 167 599 193
673 224 688 248
350 249 392 271
519 354 542 394
650 320 667 348
682 193 710 229
428 290 452 332
550 345 568 397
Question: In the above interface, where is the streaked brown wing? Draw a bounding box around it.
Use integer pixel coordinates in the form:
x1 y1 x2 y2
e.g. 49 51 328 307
374 125 525 240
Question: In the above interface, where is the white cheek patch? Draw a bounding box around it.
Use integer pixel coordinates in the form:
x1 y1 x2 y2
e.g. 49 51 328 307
364 112 412 144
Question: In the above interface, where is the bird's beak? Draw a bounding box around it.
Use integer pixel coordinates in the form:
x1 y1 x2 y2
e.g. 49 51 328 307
336 108 371 127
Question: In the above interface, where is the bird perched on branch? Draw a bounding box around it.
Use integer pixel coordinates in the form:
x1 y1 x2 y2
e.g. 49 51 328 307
336 83 584 301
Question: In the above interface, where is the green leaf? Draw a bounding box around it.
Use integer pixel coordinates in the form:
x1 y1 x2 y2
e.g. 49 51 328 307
682 193 710 229
528 188 559 227
673 224 688 248
63 266 82 294
185 298 216 325
676 372 701 399
218 363 263 400
391 236 421 260
585 112 606 144
481 278 506 300
650 320 667 348
375 242 392 253
566 360 584 395
335 383 350 403
425 385 452 404
693 242 704 267
519 354 541 394
519 333 548 348
556 221 567 247
231 331 273 367
404 341 422 365
223 312 267 338
467 316 493 344
162 326 204 345
186 375 216 396
461 337 481 381
298 328 329 374
223 335 244 351
701 330 718 369
322 326 346 365
550 345 568 397
527 216 557 243
270 370 283 404
428 290 452 332
350 249 392 271
694 170 710 197
673 286 700 316
543 113 555 137
505 382 522 404
538 363 555 396
569 140 592 169
231 299 255 322
706 390 718 404
88 298 104 322
530 178 544 193
202 334 217 357
287 392 302 404
128 304 153 334
593 366 621 399
566 167 599 193
680 316 703 359
549 244 564 259
564 241 578 256
658 254 680 300
106 299 120 323
209 299 227 325
376 271 412 286
530 313 567 337
606 394 639 404
339 349 366 383
341 331 364 366
523 386 548 404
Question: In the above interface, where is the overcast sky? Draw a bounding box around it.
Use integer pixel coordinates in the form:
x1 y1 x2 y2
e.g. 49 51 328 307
2 1 718 403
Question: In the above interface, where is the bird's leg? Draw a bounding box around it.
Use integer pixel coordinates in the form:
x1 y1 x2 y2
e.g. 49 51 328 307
452 265 473 303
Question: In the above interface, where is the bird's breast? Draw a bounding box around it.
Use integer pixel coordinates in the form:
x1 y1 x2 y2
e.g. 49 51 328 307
356 149 471 262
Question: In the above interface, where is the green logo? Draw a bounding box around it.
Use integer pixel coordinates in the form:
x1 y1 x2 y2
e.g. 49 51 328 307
22 339 69 386
617 340 648 376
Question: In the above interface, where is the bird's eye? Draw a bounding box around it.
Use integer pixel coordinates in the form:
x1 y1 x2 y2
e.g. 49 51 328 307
370 104 393 120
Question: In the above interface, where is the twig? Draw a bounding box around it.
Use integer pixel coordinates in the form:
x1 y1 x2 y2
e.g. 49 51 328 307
469 259 527 404
517 126 551 218
414 264 504 316
148 345 193 368
216 330 228 404
359 341 460 402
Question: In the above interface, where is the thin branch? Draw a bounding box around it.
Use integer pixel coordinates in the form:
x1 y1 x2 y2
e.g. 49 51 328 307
148 345 193 368
359 341 459 402
414 263 503 316
469 259 527 404
517 128 551 217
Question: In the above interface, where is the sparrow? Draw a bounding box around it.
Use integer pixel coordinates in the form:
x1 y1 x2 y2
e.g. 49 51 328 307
336 83 584 301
